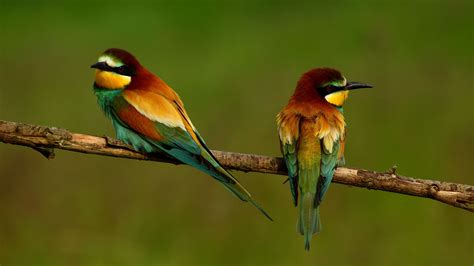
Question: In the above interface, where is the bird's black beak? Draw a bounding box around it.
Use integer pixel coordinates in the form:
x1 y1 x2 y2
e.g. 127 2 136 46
90 61 111 71
345 81 373 91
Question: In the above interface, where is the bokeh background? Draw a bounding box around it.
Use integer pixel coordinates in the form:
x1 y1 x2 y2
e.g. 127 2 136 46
1 1 473 265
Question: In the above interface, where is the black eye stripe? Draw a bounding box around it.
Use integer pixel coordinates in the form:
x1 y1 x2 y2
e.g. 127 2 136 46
327 85 344 93
317 84 344 96
111 65 136 76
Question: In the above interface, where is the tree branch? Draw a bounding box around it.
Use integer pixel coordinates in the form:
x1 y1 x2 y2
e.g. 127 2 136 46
1 120 472 212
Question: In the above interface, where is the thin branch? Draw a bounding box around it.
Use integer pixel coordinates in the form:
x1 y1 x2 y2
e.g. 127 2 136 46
1 120 473 212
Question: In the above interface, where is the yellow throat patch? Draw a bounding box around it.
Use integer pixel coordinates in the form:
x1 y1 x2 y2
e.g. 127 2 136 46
95 70 131 89
325 90 349 106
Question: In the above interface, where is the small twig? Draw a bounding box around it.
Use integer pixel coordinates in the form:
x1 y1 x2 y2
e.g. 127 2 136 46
0 120 473 212
386 165 397 175
32 146 55 159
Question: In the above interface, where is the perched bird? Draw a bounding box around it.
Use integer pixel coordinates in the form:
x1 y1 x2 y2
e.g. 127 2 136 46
91 48 271 220
277 68 371 250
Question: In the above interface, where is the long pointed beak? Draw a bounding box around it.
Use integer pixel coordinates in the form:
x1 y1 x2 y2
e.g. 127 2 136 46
345 81 373 90
90 61 110 71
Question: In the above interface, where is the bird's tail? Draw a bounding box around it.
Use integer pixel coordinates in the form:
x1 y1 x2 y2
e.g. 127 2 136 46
218 170 273 221
297 192 321 251
178 142 273 221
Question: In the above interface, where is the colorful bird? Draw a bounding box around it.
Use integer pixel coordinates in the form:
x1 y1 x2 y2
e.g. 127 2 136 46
91 48 271 220
277 68 371 250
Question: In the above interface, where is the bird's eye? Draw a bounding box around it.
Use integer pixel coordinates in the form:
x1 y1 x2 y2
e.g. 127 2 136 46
117 66 127 73
325 85 337 94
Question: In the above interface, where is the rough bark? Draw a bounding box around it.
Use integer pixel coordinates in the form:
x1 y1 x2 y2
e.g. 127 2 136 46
0 120 472 212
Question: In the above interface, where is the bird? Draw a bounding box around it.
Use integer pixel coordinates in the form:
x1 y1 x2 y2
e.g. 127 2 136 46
91 48 271 220
276 68 372 250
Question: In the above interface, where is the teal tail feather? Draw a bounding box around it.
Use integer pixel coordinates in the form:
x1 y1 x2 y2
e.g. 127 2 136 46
249 198 273 221
154 142 273 221
220 180 273 221
297 193 321 251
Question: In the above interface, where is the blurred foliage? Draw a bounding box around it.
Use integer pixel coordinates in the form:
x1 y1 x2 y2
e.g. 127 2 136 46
0 1 473 265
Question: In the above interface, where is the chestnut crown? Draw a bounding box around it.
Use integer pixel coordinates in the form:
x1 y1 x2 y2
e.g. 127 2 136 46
299 68 372 106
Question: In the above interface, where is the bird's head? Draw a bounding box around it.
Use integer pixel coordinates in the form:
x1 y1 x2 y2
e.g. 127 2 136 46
298 68 372 107
91 48 141 90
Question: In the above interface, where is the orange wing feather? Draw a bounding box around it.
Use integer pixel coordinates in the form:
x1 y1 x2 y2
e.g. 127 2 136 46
116 104 164 141
123 89 186 130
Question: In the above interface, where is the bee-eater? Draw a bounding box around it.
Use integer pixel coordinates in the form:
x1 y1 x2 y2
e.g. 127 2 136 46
91 48 271 220
277 68 372 250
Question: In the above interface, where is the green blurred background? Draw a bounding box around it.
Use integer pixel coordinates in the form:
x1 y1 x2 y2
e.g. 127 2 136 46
1 1 473 265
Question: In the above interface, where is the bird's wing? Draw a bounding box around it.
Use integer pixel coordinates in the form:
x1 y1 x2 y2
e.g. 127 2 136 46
118 89 236 185
316 119 342 207
171 98 226 172
277 111 300 205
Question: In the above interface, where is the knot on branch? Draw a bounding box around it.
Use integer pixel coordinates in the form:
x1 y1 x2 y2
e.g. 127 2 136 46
429 184 440 197
45 127 73 142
